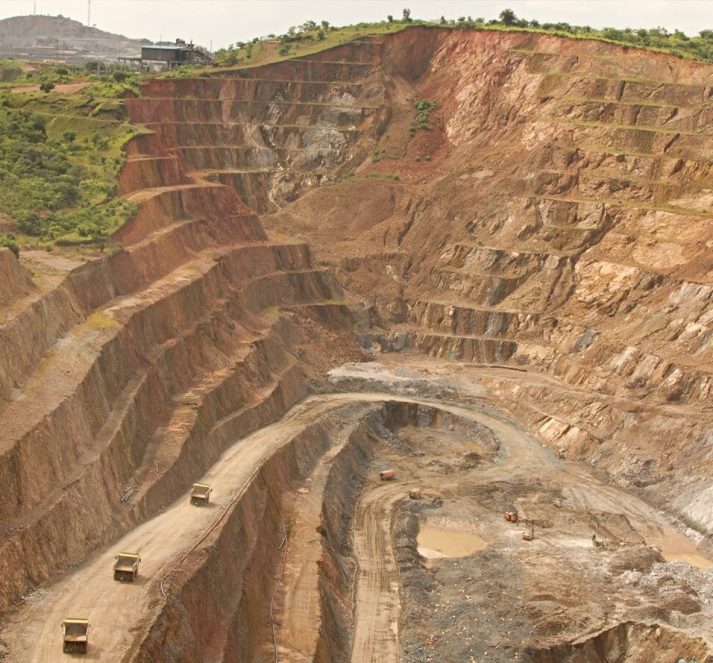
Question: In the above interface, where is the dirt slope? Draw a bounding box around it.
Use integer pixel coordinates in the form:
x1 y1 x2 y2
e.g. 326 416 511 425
259 27 713 540
1 25 713 663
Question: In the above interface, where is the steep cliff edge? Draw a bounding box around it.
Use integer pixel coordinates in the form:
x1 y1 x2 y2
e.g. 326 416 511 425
261 28 713 539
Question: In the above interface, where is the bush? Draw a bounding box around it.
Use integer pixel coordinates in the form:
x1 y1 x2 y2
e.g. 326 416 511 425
412 99 437 132
0 105 134 244
39 81 55 93
0 234 19 257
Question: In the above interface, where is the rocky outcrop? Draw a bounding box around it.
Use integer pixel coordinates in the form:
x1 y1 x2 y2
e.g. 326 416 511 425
256 29 713 541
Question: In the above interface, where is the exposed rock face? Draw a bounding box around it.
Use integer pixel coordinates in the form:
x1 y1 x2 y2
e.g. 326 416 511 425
0 49 363 611
1 25 713 661
0 248 34 307
257 29 713 541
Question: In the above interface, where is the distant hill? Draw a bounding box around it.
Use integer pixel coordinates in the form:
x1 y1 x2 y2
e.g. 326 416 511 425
0 15 145 61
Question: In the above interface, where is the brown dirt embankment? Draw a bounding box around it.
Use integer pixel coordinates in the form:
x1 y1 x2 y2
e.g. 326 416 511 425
529 621 713 662
124 416 343 663
0 248 34 308
314 413 381 663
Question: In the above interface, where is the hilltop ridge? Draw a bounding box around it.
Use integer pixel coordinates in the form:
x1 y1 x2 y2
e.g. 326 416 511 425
0 14 144 60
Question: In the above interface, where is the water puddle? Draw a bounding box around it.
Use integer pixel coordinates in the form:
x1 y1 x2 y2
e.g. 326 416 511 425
656 531 712 569
417 525 487 558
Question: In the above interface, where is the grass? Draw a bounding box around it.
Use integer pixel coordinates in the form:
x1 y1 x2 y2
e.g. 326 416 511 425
212 22 409 71
0 79 141 252
210 17 713 75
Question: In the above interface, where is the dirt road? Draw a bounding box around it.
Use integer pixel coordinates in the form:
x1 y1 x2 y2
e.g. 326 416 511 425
351 482 405 663
2 395 375 661
3 380 709 661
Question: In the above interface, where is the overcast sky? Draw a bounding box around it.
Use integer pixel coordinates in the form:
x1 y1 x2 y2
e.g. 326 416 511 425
1 0 711 49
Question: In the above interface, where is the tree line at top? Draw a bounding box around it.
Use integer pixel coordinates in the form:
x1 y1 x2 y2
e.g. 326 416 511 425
214 7 713 67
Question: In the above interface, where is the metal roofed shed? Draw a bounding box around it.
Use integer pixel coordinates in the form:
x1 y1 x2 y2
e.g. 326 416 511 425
139 39 211 70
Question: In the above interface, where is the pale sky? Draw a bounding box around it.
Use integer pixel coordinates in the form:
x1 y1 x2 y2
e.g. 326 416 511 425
0 0 711 50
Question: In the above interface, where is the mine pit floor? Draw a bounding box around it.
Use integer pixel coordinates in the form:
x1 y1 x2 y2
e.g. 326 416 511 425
2 359 713 662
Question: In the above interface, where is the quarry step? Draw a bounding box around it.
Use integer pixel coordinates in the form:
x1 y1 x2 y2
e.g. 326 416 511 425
136 97 379 110
125 182 230 204
0 242 321 454
551 116 713 137
536 194 712 217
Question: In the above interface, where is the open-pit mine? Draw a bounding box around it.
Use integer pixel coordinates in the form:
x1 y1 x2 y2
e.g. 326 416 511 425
1 26 713 663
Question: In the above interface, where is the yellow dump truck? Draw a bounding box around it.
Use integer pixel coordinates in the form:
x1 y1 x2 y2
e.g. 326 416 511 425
190 482 212 506
113 552 141 582
61 618 89 654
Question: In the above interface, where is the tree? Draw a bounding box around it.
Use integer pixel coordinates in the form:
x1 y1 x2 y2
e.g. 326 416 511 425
387 14 393 23
499 8 517 26
39 81 55 93
321 20 330 30
402 8 412 22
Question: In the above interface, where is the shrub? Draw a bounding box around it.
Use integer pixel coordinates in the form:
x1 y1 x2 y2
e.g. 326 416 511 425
412 99 437 132
0 234 19 257
39 81 55 93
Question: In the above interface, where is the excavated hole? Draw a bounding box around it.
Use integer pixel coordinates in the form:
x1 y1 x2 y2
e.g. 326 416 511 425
315 398 501 662
529 621 712 662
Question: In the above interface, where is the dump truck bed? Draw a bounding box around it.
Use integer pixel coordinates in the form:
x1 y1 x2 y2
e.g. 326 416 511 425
62 619 89 639
113 553 140 570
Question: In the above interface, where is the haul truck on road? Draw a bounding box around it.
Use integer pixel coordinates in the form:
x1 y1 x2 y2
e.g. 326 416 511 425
61 618 89 654
113 552 141 582
190 482 212 505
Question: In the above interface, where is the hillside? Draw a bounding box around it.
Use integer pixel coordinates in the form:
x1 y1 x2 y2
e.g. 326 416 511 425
0 25 712 662
0 15 143 60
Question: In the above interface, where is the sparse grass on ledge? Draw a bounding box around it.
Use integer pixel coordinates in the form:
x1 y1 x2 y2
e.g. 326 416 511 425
209 14 713 74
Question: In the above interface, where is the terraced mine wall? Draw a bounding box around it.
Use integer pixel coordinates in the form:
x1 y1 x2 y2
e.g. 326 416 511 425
1 25 713 660
0 41 367 611
125 420 337 663
254 28 713 544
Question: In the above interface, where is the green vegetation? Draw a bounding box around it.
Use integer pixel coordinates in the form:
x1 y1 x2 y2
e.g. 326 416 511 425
214 8 713 71
0 60 24 83
0 84 138 249
0 234 19 257
0 60 143 98
411 100 437 134
214 20 412 68
444 9 713 65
